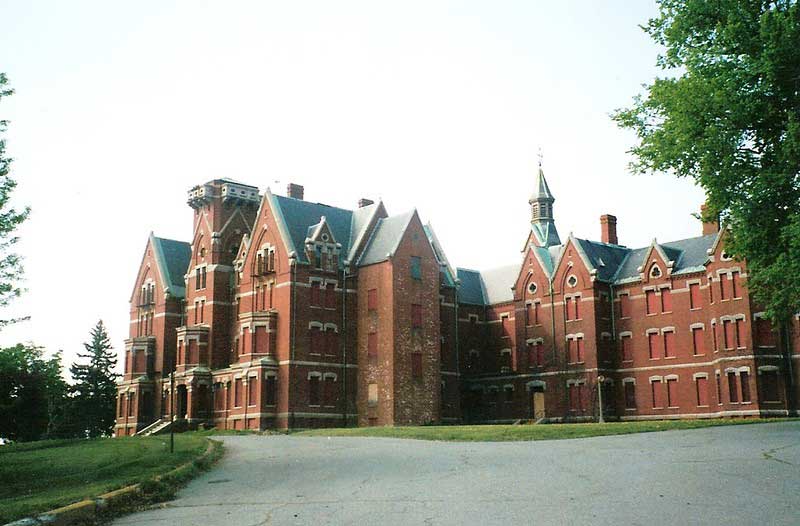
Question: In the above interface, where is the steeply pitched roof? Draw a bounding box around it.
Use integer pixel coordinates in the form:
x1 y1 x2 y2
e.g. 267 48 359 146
532 221 561 247
480 264 518 304
612 233 717 284
270 194 354 268
530 166 554 202
456 268 486 305
151 235 191 298
574 238 630 283
424 223 457 288
357 210 416 267
347 202 384 264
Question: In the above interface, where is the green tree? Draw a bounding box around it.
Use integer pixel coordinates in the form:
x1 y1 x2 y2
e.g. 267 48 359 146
613 1 800 324
70 321 119 437
0 73 31 327
0 344 69 441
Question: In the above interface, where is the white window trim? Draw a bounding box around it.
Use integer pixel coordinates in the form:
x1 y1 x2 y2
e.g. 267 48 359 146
693 372 709 380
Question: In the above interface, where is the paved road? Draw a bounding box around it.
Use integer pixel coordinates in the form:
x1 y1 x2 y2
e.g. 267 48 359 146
114 422 800 525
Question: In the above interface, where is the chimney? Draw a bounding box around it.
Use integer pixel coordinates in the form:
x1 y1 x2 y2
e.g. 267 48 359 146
700 204 719 235
600 214 618 245
287 183 304 200
358 198 374 208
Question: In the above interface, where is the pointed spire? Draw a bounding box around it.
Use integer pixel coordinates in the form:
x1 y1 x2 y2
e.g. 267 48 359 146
528 152 561 247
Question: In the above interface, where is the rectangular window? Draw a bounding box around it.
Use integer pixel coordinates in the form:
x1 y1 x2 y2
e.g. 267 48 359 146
568 338 576 364
723 320 734 350
536 342 545 367
716 373 722 404
666 378 678 407
689 283 701 309
732 271 741 298
565 297 573 321
646 290 657 315
325 329 338 356
309 376 320 406
265 376 276 406
367 288 377 311
727 372 738 403
720 274 729 300
411 353 423 379
368 383 378 406
504 387 514 403
621 335 632 362
323 377 335 406
735 319 745 349
648 333 659 359
127 394 134 417
651 380 663 408
740 371 750 402
762 371 780 401
410 256 422 280
200 300 205 323
234 378 242 407
325 283 336 309
696 377 708 406
576 337 585 363
411 304 423 329
501 315 510 337
712 324 719 352
367 332 377 364
661 289 672 312
525 303 533 326
573 297 580 320
310 328 323 355
664 331 676 358
310 282 321 306
534 302 541 325
568 385 576 411
248 377 257 406
624 382 636 409
692 327 704 355
620 294 631 318
756 318 776 347
709 277 714 303
201 266 207 289
195 268 201 290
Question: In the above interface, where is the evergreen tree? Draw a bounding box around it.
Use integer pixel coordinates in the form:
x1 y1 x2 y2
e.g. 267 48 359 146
0 73 31 327
70 321 119 437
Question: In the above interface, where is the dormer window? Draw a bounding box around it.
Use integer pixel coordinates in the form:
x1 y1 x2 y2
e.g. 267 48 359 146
321 233 329 242
649 264 662 278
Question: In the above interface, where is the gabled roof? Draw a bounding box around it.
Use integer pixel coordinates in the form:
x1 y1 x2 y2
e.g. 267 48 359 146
573 238 630 283
613 233 718 284
347 202 385 264
270 194 354 268
455 264 518 306
424 223 457 288
151 234 191 298
357 210 416 267
456 268 486 305
531 221 561 248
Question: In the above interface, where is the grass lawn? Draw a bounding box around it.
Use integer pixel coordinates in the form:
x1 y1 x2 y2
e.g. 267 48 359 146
0 434 210 524
294 418 796 442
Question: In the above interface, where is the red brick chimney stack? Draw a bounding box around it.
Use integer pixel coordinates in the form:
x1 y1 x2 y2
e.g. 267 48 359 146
358 198 374 208
287 183 304 200
600 214 618 245
700 204 719 235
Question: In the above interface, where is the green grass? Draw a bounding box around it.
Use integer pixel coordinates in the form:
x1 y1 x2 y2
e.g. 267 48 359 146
294 418 797 442
0 434 211 524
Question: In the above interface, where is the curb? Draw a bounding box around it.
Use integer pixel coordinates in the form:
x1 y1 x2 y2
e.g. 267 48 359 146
4 439 222 526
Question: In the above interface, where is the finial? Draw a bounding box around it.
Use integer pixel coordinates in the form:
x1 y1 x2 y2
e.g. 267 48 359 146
537 147 543 168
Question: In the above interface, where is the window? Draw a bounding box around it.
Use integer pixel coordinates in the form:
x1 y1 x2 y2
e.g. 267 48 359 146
731 271 741 298
650 265 662 278
314 246 322 269
528 341 544 367
716 373 722 404
666 378 678 407
756 317 776 347
500 349 512 369
199 300 205 323
127 393 134 417
201 267 207 289
723 320 734 350
696 377 708 406
501 315 510 337
567 275 578 287
727 372 738 403
651 379 663 408
621 334 632 362
411 304 422 329
234 378 242 407
740 371 751 402
367 332 377 364
646 290 657 315
411 353 423 379
761 370 780 401
692 327 705 355
689 283 701 309
720 274 729 300
525 303 533 326
325 283 336 309
309 375 320 406
265 376 276 406
310 326 323 355
324 377 336 406
504 386 514 402
712 323 719 352
368 383 378 406
567 338 576 364
368 288 377 311
624 382 636 409
648 332 659 359
565 297 573 321
528 282 537 294
534 302 541 325
620 294 631 318
310 282 321 306
576 337 585 363
248 377 257 406
325 328 338 356
410 256 422 280
660 289 672 312
735 319 745 349
574 297 581 320
709 277 714 303
664 331 676 358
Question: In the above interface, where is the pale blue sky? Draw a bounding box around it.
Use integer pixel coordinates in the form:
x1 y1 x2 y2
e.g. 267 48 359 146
0 1 705 371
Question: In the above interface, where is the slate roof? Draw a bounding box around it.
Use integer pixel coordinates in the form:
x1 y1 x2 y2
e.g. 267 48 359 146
347 202 382 263
456 268 486 305
532 222 562 248
574 239 630 283
612 233 717 284
151 235 191 298
357 211 416 267
480 264 519 304
271 195 354 268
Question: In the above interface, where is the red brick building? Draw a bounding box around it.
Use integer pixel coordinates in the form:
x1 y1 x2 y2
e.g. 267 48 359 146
115 173 799 435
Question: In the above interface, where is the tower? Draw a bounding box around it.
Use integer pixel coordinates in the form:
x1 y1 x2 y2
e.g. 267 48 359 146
528 158 561 247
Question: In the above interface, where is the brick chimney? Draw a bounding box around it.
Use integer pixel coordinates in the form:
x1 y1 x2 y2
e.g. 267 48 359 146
701 204 719 235
600 214 618 245
358 198 374 208
287 183 304 200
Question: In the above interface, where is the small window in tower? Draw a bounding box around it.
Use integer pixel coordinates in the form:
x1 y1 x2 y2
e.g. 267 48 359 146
567 275 577 288
200 247 206 258
528 282 537 295
650 264 662 278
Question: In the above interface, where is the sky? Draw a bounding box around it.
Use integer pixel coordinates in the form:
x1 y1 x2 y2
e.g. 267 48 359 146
0 1 706 375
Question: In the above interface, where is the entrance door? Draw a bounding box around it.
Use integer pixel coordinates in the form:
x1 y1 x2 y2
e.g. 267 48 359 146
531 389 546 420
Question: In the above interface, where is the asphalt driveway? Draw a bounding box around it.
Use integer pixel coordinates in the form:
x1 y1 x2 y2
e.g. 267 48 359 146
113 422 800 525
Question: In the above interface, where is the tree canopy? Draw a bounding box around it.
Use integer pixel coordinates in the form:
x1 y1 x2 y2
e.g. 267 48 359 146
613 0 800 323
70 321 119 437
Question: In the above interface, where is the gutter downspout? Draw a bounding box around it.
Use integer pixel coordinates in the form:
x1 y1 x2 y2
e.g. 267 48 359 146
341 262 354 427
781 321 796 416
289 254 297 430
454 280 460 422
